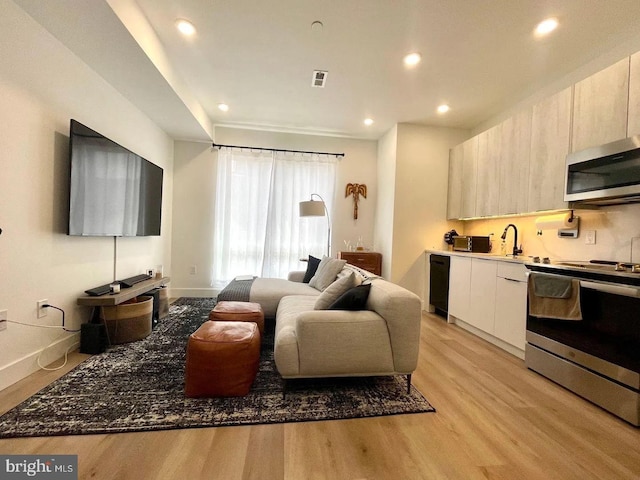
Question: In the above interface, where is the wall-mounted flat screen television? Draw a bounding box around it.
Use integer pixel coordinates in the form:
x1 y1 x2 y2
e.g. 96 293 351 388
68 119 163 236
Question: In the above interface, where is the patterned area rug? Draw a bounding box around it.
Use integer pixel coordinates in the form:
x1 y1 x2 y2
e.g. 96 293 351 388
0 298 434 438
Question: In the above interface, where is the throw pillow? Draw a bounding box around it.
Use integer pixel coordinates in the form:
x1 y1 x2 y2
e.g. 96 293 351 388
314 272 356 310
328 283 372 310
302 255 321 283
309 257 347 291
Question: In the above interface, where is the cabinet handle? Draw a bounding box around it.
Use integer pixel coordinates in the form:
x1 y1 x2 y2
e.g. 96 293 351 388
503 277 522 283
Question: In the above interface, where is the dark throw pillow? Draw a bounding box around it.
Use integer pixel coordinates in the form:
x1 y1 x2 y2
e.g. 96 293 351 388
328 283 372 310
302 255 321 283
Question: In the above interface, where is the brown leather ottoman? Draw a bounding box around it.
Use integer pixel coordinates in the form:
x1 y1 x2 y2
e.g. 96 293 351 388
208 301 265 335
185 321 260 397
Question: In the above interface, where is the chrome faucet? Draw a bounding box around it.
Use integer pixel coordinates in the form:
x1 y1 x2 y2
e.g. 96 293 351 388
501 224 522 257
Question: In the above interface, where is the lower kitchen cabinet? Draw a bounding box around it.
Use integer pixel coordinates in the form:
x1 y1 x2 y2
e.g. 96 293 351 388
494 277 527 351
448 256 471 321
467 258 497 333
447 256 527 357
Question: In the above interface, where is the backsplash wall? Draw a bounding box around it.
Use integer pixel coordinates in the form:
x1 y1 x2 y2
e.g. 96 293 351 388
462 203 640 263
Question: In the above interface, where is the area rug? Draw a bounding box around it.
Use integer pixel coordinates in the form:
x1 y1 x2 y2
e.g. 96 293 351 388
0 298 434 438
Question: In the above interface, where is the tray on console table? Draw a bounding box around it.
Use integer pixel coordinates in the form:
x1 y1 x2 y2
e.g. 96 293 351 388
77 277 170 307
338 251 382 276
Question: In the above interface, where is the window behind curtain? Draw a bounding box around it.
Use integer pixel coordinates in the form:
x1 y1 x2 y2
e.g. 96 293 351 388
212 148 336 287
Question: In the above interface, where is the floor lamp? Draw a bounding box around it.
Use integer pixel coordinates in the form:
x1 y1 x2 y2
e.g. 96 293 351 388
299 194 331 257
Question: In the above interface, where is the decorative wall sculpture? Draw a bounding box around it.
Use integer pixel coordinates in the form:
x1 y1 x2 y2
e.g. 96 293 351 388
345 183 367 220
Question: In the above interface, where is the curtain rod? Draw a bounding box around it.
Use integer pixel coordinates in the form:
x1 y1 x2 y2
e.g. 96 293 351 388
212 142 344 158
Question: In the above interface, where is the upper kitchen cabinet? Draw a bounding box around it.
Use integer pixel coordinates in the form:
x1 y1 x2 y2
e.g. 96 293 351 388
447 143 464 220
572 57 630 152
499 108 532 215
461 136 478 218
475 124 501 217
528 87 572 212
629 52 640 137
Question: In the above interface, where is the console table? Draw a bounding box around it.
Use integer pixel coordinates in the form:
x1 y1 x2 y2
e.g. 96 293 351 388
338 252 382 276
76 277 170 307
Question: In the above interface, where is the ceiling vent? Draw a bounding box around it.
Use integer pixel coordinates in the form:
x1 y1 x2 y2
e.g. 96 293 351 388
311 70 328 88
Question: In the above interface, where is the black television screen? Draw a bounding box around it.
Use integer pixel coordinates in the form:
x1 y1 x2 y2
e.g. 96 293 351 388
68 119 163 236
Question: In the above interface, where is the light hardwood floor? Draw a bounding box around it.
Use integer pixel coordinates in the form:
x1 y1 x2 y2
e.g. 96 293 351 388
1 312 639 480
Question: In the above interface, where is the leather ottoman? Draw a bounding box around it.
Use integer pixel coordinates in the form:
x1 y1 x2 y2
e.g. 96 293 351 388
185 321 260 397
208 301 265 335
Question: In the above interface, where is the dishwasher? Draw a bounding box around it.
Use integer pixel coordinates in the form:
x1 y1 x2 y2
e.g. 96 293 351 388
429 254 450 318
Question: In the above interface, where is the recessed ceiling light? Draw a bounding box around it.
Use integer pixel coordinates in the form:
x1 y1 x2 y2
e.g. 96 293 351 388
364 118 374 126
218 103 229 112
534 17 558 37
437 104 450 114
403 52 422 67
176 19 196 36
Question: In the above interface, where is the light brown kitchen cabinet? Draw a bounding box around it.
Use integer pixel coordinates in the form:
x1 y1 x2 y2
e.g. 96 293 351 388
572 57 630 152
447 143 464 220
475 124 501 217
528 87 572 211
461 136 478 218
629 52 640 137
499 108 532 215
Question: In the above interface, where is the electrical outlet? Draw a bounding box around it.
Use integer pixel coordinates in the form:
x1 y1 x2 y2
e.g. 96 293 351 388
190 265 197 275
585 230 596 245
37 299 48 318
0 309 7 331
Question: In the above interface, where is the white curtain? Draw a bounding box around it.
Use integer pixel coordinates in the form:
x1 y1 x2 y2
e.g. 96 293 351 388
212 148 336 287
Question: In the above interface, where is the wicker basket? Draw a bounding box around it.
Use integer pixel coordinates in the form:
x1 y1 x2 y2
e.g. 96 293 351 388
158 287 169 320
100 295 153 344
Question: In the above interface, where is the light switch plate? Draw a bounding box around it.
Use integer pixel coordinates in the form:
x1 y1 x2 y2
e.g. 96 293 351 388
585 230 596 245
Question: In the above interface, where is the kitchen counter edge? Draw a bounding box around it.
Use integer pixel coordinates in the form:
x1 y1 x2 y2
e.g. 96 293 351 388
425 250 528 264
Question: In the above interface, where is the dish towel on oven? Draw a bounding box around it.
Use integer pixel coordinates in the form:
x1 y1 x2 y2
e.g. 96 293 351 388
528 273 582 321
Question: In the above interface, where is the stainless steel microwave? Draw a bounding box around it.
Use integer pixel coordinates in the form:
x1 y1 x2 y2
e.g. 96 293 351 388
565 134 640 205
452 236 492 253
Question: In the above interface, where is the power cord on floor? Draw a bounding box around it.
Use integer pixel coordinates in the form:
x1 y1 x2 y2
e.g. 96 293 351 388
7 304 82 371
37 341 80 371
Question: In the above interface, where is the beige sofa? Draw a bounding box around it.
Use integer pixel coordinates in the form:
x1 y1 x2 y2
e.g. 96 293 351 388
246 263 422 389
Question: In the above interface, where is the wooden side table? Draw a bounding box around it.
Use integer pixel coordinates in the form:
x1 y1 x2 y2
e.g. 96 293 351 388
338 251 382 276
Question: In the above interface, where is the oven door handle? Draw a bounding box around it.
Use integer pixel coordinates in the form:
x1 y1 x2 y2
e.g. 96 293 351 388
580 280 640 298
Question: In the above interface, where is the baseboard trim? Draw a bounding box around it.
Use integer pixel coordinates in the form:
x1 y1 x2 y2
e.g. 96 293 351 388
450 317 525 360
0 333 80 392
169 288 219 298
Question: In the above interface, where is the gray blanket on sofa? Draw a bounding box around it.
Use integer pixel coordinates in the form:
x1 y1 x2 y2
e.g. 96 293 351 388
216 277 256 302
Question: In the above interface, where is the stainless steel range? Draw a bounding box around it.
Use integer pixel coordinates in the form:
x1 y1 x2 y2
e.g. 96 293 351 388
525 259 640 426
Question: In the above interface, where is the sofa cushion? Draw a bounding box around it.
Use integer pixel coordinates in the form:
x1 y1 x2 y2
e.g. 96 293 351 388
250 278 320 317
308 257 347 291
302 255 321 283
314 272 356 310
328 283 371 311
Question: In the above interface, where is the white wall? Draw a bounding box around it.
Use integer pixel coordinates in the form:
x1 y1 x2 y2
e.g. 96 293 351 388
389 124 468 300
374 125 398 279
0 2 173 391
170 127 378 297
375 123 468 303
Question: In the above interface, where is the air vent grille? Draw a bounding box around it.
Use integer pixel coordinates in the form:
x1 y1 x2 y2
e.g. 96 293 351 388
311 70 328 88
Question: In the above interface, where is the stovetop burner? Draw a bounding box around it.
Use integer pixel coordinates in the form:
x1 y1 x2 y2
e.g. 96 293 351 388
555 260 640 274
525 258 640 286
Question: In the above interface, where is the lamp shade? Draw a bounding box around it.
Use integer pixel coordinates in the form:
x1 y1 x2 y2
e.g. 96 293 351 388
299 200 326 217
